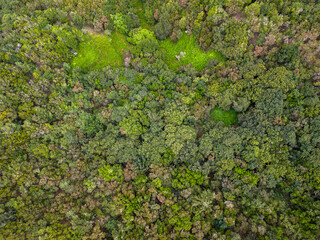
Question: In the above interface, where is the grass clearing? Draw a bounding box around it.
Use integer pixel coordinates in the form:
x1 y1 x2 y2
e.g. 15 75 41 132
72 27 224 73
72 31 130 71
160 33 225 72
210 107 238 126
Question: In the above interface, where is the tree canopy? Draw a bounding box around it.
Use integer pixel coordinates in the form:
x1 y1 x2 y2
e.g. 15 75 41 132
0 0 319 239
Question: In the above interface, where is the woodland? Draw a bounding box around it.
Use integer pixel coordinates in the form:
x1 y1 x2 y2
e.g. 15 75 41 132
0 0 319 239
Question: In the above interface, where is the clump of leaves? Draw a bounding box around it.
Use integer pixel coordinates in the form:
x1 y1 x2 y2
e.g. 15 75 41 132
98 164 124 182
191 189 216 213
171 168 204 190
128 28 159 54
111 13 128 34
234 167 258 185
127 28 156 45
168 203 193 232
119 109 149 136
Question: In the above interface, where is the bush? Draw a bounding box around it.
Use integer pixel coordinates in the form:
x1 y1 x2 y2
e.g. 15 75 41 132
127 28 156 45
154 12 172 40
72 14 85 29
111 13 128 34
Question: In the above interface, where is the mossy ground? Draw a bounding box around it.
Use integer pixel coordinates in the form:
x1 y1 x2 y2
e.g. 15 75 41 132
210 107 238 126
160 33 225 72
72 32 130 71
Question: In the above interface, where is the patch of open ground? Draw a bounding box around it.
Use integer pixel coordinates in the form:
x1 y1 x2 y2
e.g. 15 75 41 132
72 28 130 71
160 33 225 72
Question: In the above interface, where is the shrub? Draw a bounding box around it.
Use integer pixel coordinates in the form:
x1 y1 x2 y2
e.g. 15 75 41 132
111 13 128 34
72 14 85 29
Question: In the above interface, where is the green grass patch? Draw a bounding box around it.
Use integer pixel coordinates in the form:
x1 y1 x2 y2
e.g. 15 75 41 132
160 33 225 72
72 32 130 71
210 107 238 126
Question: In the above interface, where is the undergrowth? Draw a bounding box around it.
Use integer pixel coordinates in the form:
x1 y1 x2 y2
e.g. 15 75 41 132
160 33 225 71
210 107 238 126
72 32 130 71
132 0 151 30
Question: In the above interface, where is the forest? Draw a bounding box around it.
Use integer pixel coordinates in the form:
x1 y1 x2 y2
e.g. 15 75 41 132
0 0 319 239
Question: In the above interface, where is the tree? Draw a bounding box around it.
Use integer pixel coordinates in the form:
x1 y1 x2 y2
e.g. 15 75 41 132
119 109 150 136
111 13 128 34
154 11 172 40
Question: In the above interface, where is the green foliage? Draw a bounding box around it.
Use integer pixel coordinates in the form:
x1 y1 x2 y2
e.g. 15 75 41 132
59 179 74 193
191 189 216 213
210 107 238 126
1 1 320 239
154 11 172 40
0 207 16 228
128 28 159 54
168 203 193 231
0 0 19 18
234 167 258 185
1 13 17 32
83 179 96 193
98 164 124 182
52 25 81 49
111 13 128 34
132 0 150 29
76 112 102 137
72 14 85 29
127 28 156 45
276 43 300 66
119 109 149 136
43 8 69 24
171 168 204 190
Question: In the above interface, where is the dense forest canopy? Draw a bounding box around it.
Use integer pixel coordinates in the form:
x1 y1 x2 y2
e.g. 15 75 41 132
0 0 319 239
